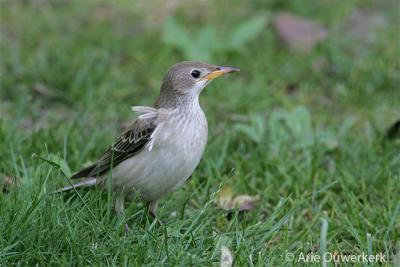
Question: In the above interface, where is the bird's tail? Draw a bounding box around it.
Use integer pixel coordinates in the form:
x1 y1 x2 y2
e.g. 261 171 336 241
53 177 97 193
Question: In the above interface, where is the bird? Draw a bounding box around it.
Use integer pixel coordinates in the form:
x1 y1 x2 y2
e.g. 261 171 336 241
56 61 239 228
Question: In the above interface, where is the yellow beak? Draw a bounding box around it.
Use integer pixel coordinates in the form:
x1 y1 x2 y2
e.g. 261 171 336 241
203 66 240 81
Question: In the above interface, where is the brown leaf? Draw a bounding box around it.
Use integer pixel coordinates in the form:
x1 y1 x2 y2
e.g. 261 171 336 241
2 175 20 189
216 186 260 211
274 12 327 53
216 186 234 210
220 245 234 267
232 194 260 211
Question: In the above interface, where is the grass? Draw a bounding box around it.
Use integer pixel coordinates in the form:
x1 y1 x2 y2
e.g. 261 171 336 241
0 1 399 266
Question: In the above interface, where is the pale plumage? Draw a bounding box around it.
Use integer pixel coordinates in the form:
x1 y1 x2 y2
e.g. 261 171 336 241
57 61 239 227
112 103 207 201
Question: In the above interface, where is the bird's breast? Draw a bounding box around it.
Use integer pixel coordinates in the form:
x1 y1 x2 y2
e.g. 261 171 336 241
110 107 209 201
154 109 208 159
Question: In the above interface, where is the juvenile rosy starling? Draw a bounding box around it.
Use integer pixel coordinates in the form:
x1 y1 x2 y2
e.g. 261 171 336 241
57 61 240 229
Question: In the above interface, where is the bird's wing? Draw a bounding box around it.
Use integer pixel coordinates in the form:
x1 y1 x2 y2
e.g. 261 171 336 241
71 107 159 179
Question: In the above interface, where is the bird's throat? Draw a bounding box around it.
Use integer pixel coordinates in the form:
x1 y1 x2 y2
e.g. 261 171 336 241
155 90 201 111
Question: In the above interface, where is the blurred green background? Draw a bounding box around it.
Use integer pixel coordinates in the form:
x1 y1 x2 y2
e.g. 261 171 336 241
0 1 399 265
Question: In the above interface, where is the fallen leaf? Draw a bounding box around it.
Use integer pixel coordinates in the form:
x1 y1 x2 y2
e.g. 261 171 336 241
216 185 260 211
2 175 20 189
274 12 327 53
216 186 234 210
232 194 260 211
220 245 234 267
303 209 313 222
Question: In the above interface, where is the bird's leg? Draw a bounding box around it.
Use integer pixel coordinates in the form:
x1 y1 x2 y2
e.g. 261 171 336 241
148 200 164 225
149 200 158 219
115 193 131 232
149 200 159 218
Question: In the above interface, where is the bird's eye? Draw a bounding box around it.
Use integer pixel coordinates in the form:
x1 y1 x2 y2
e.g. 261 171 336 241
191 70 201 78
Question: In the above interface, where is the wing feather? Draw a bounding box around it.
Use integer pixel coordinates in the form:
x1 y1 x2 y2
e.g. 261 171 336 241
71 107 158 179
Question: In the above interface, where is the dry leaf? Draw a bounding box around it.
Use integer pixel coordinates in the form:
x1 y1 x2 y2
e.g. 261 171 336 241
220 245 234 267
2 175 20 188
216 185 260 211
232 194 260 211
216 186 234 210
274 12 327 53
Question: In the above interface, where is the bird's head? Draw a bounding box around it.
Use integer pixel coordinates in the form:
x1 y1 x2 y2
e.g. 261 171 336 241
157 61 239 106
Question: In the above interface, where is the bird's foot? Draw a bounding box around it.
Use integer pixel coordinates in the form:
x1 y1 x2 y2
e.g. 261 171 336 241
148 201 163 225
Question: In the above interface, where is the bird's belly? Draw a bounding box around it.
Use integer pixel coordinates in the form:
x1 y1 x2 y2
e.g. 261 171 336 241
109 135 205 201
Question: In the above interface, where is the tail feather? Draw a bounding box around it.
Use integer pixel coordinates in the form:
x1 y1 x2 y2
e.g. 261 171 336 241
70 164 96 179
53 177 97 193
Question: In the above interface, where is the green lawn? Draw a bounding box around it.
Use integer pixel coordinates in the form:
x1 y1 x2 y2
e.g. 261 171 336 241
1 1 399 266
